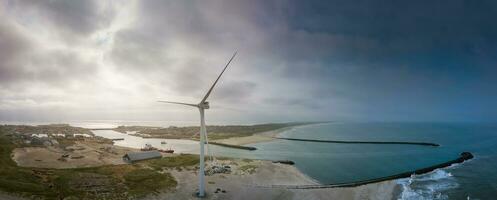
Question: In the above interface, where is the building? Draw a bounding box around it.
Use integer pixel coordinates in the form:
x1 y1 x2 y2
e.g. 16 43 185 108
123 151 162 163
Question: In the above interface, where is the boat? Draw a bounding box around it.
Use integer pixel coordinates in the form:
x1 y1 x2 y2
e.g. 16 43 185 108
160 149 174 153
161 141 167 144
141 144 158 151
159 148 174 153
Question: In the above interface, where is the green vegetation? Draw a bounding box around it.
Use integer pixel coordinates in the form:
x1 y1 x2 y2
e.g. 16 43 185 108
124 168 177 197
0 127 178 199
48 165 177 199
147 154 199 170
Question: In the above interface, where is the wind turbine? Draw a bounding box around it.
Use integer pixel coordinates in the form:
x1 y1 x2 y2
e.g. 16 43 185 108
158 52 237 197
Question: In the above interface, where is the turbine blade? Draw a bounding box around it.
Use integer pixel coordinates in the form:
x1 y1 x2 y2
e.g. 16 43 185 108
200 52 237 103
157 100 198 107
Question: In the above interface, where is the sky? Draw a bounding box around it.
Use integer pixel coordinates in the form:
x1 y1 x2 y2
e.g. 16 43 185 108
1 0 497 125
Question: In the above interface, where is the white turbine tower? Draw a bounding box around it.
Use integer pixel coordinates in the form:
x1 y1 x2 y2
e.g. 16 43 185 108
158 52 237 197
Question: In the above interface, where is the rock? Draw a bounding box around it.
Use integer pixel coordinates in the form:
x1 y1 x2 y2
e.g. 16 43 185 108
272 160 295 165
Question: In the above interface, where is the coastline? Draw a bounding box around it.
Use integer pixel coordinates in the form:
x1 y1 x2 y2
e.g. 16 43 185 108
89 125 402 200
1 123 402 200
219 121 332 145
93 123 403 200
211 125 297 145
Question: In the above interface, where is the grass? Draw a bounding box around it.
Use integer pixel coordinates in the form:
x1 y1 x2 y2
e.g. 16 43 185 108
0 127 179 199
146 154 199 170
49 165 178 199
124 168 177 197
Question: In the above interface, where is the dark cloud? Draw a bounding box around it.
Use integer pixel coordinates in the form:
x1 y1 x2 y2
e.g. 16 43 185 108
1 0 497 123
212 81 257 103
0 18 31 84
29 50 97 86
110 28 173 72
0 24 96 90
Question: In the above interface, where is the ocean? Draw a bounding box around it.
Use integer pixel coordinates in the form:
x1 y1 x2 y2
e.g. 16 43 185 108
247 122 497 200
79 122 497 199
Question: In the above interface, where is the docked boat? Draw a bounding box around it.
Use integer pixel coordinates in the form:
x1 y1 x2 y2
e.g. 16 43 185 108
141 143 158 151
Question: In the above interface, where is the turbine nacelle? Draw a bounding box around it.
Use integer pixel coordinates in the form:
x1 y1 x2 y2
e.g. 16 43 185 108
199 101 210 109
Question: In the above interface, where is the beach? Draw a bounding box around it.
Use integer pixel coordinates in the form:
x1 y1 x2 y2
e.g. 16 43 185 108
212 127 292 145
211 123 326 145
153 159 399 200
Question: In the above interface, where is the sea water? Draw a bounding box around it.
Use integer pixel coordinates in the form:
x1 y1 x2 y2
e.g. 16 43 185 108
92 122 497 199
250 122 497 200
205 122 496 199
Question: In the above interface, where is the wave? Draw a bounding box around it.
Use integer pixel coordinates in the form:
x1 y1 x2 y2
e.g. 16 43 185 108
395 158 477 200
396 168 458 200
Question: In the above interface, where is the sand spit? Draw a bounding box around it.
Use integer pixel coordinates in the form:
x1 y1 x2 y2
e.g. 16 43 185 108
213 127 290 145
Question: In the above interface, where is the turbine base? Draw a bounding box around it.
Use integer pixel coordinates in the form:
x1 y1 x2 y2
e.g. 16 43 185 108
194 191 208 198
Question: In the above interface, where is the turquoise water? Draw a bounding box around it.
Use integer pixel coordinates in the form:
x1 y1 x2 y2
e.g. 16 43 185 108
210 122 497 200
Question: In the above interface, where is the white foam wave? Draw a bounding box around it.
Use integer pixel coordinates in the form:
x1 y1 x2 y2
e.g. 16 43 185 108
414 169 453 181
396 169 458 200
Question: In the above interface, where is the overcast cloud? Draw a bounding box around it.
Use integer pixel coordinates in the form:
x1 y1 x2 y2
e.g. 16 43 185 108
1 0 497 125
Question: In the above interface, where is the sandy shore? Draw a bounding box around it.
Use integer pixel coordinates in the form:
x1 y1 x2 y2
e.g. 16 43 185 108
150 159 399 200
212 127 292 145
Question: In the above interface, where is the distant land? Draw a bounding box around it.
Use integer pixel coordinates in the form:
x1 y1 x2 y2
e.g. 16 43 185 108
92 121 328 140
